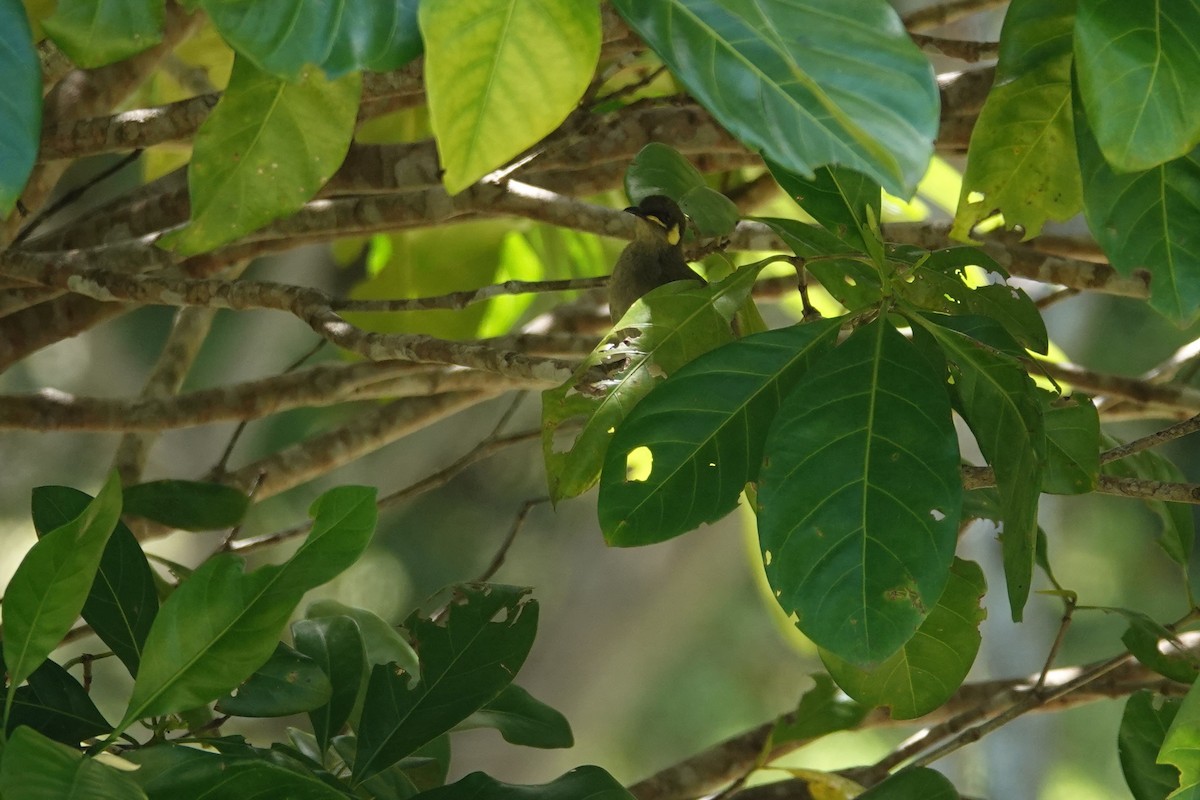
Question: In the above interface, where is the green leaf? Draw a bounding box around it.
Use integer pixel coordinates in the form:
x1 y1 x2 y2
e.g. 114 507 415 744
293 615 365 752
897 247 1048 354
0 0 40 217
1102 435 1195 566
542 266 759 502
919 314 1045 621
856 767 958 800
1123 621 1200 686
1075 87 1200 324
216 642 333 717
460 684 573 749
1159 678 1200 797
1121 691 1184 800
127 745 345 799
410 766 634 800
625 143 739 236
821 558 986 719
952 0 1081 239
42 0 163 67
611 0 938 197
769 162 881 253
758 319 962 665
1075 1 1200 171
758 217 881 312
122 480 250 531
161 56 360 256
199 0 422 79
353 585 538 782
1041 392 1099 494
421 0 600 193
599 319 842 546
4 472 123 713
31 486 159 677
770 673 868 747
305 599 420 677
5 656 112 745
0 726 145 800
120 487 376 727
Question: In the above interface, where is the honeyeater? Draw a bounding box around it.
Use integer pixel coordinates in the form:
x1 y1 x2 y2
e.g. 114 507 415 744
608 195 704 323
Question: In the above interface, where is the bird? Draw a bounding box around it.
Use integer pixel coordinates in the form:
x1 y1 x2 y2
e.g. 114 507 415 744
608 195 705 323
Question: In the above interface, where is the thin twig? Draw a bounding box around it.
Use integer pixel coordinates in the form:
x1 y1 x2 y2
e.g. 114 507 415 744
1100 413 1200 465
476 497 549 583
11 150 144 247
1035 596 1076 692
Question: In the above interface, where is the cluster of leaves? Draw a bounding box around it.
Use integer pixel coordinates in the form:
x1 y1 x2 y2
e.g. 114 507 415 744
0 476 626 799
955 0 1200 322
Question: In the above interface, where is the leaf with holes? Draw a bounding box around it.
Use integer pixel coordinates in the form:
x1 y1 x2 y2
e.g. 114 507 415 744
543 266 760 503
599 319 842 546
769 162 881 253
953 0 1080 239
758 319 962 665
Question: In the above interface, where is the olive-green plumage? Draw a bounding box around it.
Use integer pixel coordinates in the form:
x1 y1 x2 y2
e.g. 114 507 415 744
608 195 704 323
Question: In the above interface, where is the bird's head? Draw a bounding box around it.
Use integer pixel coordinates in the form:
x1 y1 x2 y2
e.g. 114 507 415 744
625 195 686 247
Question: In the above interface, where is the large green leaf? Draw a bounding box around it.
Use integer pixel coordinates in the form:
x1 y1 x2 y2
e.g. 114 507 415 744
1041 392 1099 494
42 0 163 68
919 314 1044 621
410 766 633 800
897 246 1048 354
0 726 145 800
4 472 123 713
758 319 962 665
120 487 376 727
953 0 1081 239
769 162 881 253
625 143 739 236
1075 1 1200 171
542 266 758 502
611 0 938 197
199 0 422 79
821 558 986 719
5 656 112 745
215 642 332 717
421 0 600 193
460 684 573 749
599 319 842 546
1121 691 1184 800
293 615 365 753
353 585 538 782
1123 621 1199 686
122 480 250 531
127 745 345 800
1075 88 1200 323
1159 678 1200 798
161 56 360 256
31 486 158 677
0 0 41 217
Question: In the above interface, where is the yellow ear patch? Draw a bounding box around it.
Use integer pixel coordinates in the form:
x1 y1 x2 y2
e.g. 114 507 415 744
645 214 665 227
666 224 681 246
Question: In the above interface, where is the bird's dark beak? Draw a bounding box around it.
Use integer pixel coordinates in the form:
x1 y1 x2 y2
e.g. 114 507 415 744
624 206 642 217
